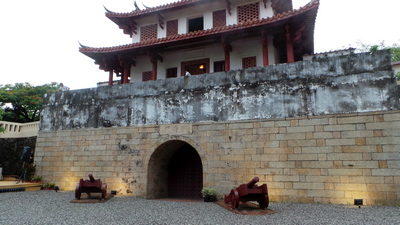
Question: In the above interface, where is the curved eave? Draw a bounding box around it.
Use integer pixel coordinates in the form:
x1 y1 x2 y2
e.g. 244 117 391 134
106 0 212 19
81 0 319 61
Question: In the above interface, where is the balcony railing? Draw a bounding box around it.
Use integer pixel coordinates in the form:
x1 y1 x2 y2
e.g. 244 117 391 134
0 121 39 138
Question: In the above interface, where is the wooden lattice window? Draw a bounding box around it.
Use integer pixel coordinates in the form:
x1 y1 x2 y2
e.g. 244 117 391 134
214 61 225 72
166 67 177 78
167 20 178 37
237 2 260 23
213 10 226 27
242 56 257 68
142 71 152 81
188 17 204 32
140 24 157 42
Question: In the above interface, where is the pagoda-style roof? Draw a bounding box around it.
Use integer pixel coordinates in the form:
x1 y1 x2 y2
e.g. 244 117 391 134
106 0 293 37
80 0 319 68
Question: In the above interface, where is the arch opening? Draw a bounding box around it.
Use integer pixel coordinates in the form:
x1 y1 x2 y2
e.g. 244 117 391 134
147 140 203 199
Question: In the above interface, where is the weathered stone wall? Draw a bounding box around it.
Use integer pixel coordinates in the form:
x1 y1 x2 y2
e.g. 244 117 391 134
35 110 400 205
34 50 400 205
40 50 399 130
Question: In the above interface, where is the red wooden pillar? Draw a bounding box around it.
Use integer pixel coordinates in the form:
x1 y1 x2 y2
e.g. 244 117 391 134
222 37 232 71
123 66 130 84
151 58 157 80
108 70 113 86
262 31 269 66
148 51 163 80
285 25 294 63
118 56 131 84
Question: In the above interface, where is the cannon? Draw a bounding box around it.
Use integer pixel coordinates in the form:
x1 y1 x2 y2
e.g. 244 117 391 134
224 177 269 210
75 174 107 200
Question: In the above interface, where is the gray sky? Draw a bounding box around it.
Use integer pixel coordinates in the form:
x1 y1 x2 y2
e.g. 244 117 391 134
0 0 399 90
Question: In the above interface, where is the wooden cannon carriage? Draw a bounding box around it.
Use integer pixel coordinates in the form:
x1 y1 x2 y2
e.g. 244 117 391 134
75 174 107 200
224 177 269 210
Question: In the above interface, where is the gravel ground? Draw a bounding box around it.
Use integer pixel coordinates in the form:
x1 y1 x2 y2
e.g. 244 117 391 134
0 191 399 225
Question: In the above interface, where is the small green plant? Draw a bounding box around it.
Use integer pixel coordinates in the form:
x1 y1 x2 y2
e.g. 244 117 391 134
395 71 400 81
30 175 42 182
201 187 217 197
41 182 55 189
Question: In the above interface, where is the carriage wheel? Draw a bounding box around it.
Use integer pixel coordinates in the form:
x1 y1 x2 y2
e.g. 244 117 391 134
75 184 81 200
258 195 269 209
230 189 240 209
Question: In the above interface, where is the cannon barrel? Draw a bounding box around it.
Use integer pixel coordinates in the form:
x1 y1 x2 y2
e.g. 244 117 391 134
246 177 259 188
89 174 95 182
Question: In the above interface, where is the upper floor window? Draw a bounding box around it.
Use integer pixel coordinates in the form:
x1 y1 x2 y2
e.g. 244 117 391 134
166 67 177 78
213 10 226 27
237 2 260 23
167 19 178 37
142 71 152 81
214 61 225 72
140 24 157 42
188 17 204 32
242 56 257 69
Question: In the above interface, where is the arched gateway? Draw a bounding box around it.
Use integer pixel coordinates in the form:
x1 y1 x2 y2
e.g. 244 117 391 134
146 140 203 199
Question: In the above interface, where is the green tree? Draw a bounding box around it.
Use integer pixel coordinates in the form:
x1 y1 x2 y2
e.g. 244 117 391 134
0 82 59 122
356 41 400 80
356 40 400 62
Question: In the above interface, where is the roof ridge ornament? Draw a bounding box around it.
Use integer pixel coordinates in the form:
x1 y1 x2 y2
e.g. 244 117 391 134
103 5 115 13
134 1 140 11
142 3 151 9
78 41 90 48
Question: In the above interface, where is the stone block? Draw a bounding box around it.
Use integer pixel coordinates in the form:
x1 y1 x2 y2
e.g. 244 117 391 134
334 183 367 191
324 124 355 132
372 169 400 176
307 190 344 198
298 118 329 126
342 146 377 153
272 175 300 182
305 175 340 183
372 153 400 160
287 140 317 147
366 121 400 130
327 169 363 176
341 130 374 138
327 153 362 161
301 161 333 168
326 138 355 146
337 115 374 124
288 153 318 161
313 132 333 139
268 161 296 168
367 137 400 145
276 133 306 140
286 126 315 133
301 146 334 154
293 182 324 190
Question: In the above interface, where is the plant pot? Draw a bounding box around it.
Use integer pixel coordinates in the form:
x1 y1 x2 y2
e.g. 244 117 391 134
203 196 216 202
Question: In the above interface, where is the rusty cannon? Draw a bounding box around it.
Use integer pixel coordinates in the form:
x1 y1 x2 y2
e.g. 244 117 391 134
75 174 107 200
224 177 269 210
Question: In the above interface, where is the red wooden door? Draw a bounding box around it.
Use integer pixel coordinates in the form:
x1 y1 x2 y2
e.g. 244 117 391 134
168 145 203 199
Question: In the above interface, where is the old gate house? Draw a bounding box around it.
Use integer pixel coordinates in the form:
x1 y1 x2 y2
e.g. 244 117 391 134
34 0 400 205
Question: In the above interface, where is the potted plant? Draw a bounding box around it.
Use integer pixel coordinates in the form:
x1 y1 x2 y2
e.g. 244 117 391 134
41 182 55 190
201 187 217 202
30 175 42 183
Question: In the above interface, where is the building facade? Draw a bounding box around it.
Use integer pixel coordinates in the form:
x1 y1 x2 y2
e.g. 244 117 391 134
80 0 318 85
35 48 400 205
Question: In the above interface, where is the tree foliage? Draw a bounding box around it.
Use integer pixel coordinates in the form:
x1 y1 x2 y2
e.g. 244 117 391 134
356 40 400 62
0 82 59 122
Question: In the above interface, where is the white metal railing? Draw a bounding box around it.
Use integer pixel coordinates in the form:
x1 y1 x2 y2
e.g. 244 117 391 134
0 121 39 138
